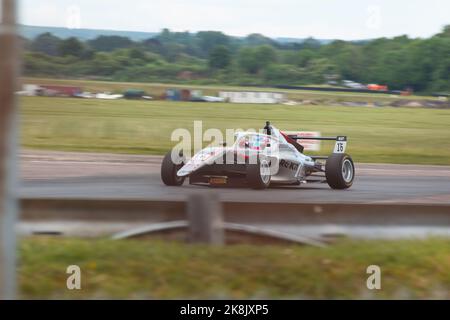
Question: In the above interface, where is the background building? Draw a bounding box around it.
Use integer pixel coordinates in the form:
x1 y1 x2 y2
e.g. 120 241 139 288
219 91 286 104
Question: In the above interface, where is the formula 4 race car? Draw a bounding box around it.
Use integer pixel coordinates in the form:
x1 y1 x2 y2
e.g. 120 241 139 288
161 122 354 190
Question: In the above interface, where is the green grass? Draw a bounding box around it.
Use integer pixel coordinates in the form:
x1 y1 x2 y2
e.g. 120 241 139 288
19 237 450 299
21 96 450 164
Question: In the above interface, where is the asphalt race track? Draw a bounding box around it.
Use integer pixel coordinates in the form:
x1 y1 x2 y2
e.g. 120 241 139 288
20 150 450 204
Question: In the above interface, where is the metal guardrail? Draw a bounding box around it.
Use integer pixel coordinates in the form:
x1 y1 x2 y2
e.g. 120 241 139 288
110 220 327 247
20 198 450 226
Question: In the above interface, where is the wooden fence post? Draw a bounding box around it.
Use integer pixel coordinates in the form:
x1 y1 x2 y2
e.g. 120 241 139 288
0 0 19 300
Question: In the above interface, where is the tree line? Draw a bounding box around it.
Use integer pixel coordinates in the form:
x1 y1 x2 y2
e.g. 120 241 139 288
23 26 450 93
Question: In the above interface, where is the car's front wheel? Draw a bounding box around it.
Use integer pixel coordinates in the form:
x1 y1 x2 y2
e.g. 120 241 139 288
161 150 185 186
247 157 271 189
325 153 355 189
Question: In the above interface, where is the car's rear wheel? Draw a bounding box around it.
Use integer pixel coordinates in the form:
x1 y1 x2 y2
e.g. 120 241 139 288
161 150 185 186
325 153 354 189
247 157 271 189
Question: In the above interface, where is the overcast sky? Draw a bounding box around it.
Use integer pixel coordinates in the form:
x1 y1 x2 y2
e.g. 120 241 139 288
19 0 449 40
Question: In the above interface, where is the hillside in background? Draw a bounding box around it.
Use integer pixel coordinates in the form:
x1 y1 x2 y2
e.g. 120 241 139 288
20 24 334 44
19 25 158 41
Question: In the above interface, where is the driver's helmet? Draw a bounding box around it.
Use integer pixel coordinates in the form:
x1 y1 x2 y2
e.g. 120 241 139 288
238 134 270 150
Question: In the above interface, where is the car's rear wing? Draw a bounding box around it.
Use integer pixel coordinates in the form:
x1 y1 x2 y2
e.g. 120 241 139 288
288 135 348 159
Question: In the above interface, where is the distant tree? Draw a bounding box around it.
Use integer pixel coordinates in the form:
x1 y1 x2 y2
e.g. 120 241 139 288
164 43 186 62
87 36 133 52
238 45 277 74
254 45 277 67
196 31 230 55
244 33 276 47
142 38 164 54
31 33 61 56
158 28 172 42
154 29 200 57
238 47 260 74
279 50 297 65
263 64 305 84
305 58 337 83
58 37 84 57
208 45 231 69
88 52 121 76
128 47 147 60
296 49 315 67
80 48 95 60
301 37 321 50
436 25 450 38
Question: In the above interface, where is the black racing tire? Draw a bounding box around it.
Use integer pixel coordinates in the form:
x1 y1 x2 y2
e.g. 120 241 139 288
325 153 355 189
247 157 271 190
161 150 185 186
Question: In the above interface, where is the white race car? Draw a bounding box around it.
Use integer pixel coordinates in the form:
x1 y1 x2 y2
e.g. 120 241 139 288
161 122 354 190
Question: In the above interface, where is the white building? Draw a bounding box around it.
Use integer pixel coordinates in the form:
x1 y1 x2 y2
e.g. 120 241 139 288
219 91 286 104
16 84 41 96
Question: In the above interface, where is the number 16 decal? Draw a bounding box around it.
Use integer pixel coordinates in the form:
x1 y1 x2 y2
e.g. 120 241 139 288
334 136 347 153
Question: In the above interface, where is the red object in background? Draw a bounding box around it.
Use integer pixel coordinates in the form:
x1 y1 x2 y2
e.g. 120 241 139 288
40 85 82 97
367 84 388 91
180 89 191 101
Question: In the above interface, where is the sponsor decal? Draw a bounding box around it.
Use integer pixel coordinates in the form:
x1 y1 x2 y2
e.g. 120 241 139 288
280 159 299 171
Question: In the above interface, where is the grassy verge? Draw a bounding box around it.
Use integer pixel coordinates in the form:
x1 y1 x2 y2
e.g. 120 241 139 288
19 237 450 299
21 96 450 164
